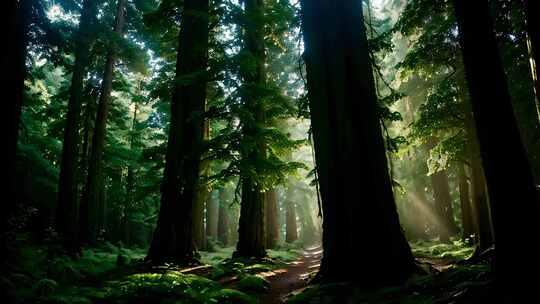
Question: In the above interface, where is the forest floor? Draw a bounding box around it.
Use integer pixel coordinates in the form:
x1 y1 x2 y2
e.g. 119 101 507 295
5 238 496 303
259 246 322 304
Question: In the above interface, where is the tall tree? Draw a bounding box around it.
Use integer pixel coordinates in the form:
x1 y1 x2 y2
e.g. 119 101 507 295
80 0 128 245
453 0 540 298
234 0 268 259
301 0 416 284
56 0 98 249
206 192 219 242
147 0 210 263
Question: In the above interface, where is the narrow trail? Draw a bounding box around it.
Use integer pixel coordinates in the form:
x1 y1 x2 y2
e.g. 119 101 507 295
260 246 322 304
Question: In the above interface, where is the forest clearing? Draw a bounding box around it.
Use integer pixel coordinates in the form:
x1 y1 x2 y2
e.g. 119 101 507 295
2 0 540 303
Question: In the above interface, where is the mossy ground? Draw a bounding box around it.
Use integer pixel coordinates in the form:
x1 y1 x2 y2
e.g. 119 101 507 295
5 238 303 303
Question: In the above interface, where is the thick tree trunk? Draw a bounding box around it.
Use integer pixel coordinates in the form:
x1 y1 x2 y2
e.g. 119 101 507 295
453 0 540 298
56 0 97 249
122 102 139 247
217 189 229 246
301 0 416 285
524 0 540 114
80 0 127 245
285 197 298 243
458 164 474 240
265 189 279 248
234 0 267 259
147 0 209 264
2 0 30 253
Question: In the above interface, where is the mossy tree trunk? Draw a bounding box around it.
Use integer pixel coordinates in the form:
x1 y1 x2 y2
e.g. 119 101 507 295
301 0 416 285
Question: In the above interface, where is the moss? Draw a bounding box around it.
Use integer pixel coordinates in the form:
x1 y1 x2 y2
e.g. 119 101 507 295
237 274 270 293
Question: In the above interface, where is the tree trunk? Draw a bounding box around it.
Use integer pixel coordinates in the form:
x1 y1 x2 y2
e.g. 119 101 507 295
285 197 298 243
122 102 139 247
265 189 279 248
217 189 229 246
147 0 209 264
2 0 30 252
193 120 211 250
458 164 474 240
80 0 127 245
301 0 416 285
453 0 540 298
524 0 540 115
234 0 267 259
56 0 98 249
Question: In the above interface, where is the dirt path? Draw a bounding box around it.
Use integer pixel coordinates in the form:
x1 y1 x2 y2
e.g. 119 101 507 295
260 246 322 304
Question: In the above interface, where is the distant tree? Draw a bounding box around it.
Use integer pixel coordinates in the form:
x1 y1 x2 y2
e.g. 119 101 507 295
453 0 540 298
301 0 416 284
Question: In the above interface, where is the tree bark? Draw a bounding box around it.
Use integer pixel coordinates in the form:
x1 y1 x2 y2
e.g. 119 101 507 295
56 0 98 249
301 0 416 285
80 0 127 245
234 0 267 259
265 189 279 248
453 0 540 297
147 0 210 264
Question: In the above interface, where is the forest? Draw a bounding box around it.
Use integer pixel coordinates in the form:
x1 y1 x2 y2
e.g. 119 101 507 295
2 0 540 303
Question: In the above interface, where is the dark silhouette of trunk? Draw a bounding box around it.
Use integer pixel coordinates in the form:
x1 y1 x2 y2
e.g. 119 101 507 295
285 197 298 243
80 0 127 245
301 0 416 285
524 0 540 112
147 0 209 264
2 0 30 250
453 0 540 298
234 0 267 259
265 189 279 248
217 189 229 246
56 0 97 249
458 164 474 240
